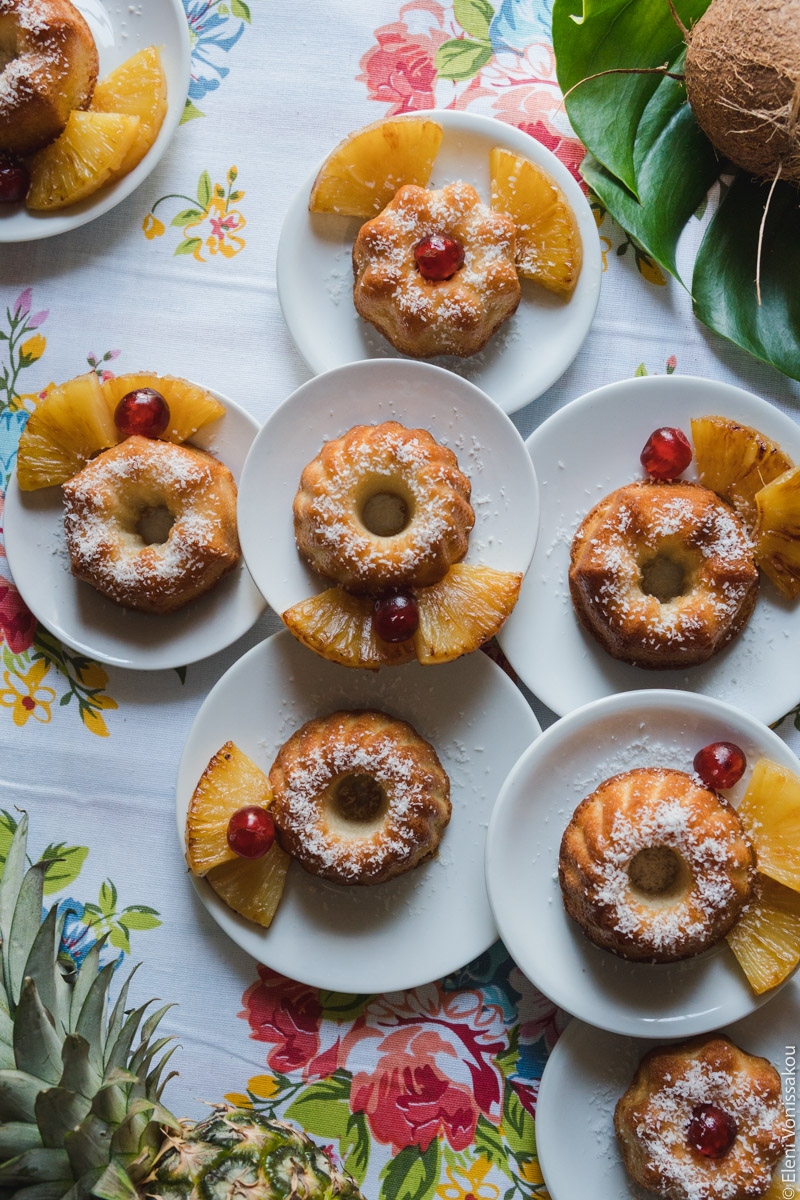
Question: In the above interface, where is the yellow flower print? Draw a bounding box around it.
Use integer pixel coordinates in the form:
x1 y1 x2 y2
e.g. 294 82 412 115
143 213 165 239
77 660 111 690
20 334 46 363
0 660 56 727
437 1160 498 1200
143 166 247 262
247 1075 280 1099
599 235 612 272
223 1092 254 1109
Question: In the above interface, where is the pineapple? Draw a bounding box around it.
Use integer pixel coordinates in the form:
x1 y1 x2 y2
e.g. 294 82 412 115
309 118 443 217
727 873 800 994
102 373 226 444
737 758 800 892
26 111 140 210
754 465 800 598
414 564 523 664
489 147 582 295
282 587 416 669
207 852 289 929
16 372 118 490
91 46 168 181
186 741 275 875
691 415 793 527
0 815 365 1200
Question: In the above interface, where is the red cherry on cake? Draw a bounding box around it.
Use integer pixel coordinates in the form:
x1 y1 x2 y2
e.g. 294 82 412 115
114 388 170 439
226 806 276 859
0 155 29 205
373 591 419 642
686 1103 738 1158
640 427 692 480
414 234 465 281
693 742 747 790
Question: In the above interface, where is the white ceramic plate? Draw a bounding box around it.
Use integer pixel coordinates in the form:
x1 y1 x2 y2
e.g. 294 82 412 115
486 688 800 1038
536 983 800 1200
175 628 541 993
498 375 800 724
276 110 602 415
237 359 540 616
3 388 266 670
0 0 190 243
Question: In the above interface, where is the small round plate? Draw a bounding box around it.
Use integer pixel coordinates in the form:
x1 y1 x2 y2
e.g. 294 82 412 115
498 375 800 724
536 984 800 1200
0 0 190 243
237 359 540 616
276 110 602 415
175 628 541 994
486 688 800 1039
3 389 266 670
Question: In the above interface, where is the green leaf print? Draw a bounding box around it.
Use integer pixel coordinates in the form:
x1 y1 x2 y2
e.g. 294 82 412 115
118 905 162 931
502 1082 535 1157
474 1115 512 1177
0 811 18 878
231 0 252 19
318 990 373 1022
381 1141 440 1200
171 208 204 226
495 1026 519 1077
435 39 492 81
285 1074 351 1139
197 171 213 208
99 879 117 916
175 238 203 257
454 0 494 40
41 844 89 895
340 1111 370 1185
181 99 205 124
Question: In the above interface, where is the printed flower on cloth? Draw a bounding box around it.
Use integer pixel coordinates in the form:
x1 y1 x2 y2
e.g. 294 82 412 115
182 0 258 120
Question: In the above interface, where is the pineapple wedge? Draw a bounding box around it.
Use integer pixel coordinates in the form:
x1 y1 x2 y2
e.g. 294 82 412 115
309 118 443 217
414 564 523 664
16 373 117 490
207 848 289 929
755 465 800 598
26 111 140 210
727 873 800 994
101 373 225 443
91 46 168 181
738 758 800 892
186 741 274 876
282 587 416 669
691 416 793 527
489 147 582 295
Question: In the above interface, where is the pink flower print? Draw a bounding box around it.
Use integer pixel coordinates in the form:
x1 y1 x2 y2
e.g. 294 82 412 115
0 582 37 654
358 1 449 114
241 968 324 1075
13 289 32 319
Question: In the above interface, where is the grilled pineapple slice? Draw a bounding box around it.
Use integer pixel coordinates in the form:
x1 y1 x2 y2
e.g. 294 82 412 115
207 847 289 929
186 741 274 876
414 564 522 664
26 111 139 210
738 758 800 892
489 147 582 295
754 465 800 599
91 46 168 181
101 373 225 443
691 416 793 527
16 373 117 490
282 588 416 669
309 118 443 217
727 873 800 994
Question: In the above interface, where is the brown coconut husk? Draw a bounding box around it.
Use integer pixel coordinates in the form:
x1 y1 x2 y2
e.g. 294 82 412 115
685 0 800 185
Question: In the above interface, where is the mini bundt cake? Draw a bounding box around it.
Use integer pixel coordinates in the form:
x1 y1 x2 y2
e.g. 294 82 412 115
269 709 451 885
615 1036 792 1200
352 181 521 357
569 480 759 669
0 0 99 156
558 767 756 962
293 421 474 593
62 435 240 614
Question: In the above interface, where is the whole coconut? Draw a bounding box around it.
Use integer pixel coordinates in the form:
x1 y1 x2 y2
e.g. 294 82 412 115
685 0 800 185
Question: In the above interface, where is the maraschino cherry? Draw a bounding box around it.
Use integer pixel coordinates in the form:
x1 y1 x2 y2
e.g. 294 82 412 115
694 742 747 791
373 591 419 642
686 1103 738 1159
640 427 692 481
114 388 170 439
414 234 465 281
226 806 276 859
0 156 29 205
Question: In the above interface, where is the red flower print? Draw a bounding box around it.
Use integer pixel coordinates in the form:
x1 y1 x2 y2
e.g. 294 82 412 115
241 967 324 1075
358 0 448 114
0 582 36 654
515 120 585 185
350 1028 478 1152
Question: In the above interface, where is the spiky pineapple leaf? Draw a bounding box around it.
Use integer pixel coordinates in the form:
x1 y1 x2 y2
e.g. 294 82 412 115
23 908 71 1038
8 863 49 1007
0 1146 71 1186
13 980 63 1086
74 961 115 1075
0 1069 49 1122
0 815 29 990
0 1123 42 1156
34 1088 90 1149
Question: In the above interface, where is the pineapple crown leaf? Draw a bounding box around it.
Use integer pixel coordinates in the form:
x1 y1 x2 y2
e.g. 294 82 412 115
103 1001 154 1078
139 1002 175 1050
75 960 118 1076
0 1144 71 1188
60 1034 102 1101
14 978 63 1086
0 813 29 969
7 862 50 1008
26 906 72 1040
91 1158 138 1200
105 965 140 1056
0 1067 48 1123
34 1085 90 1150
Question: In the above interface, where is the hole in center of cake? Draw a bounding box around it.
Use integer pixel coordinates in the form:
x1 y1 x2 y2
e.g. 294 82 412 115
628 846 682 897
360 491 411 537
332 773 388 824
641 554 688 602
137 505 175 545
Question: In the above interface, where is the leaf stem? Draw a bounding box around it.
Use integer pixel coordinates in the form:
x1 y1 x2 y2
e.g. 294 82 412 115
756 162 781 306
665 0 689 38
562 64 684 104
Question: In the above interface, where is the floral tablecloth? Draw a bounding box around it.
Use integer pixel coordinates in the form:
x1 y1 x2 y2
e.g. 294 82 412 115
2 3 800 1199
